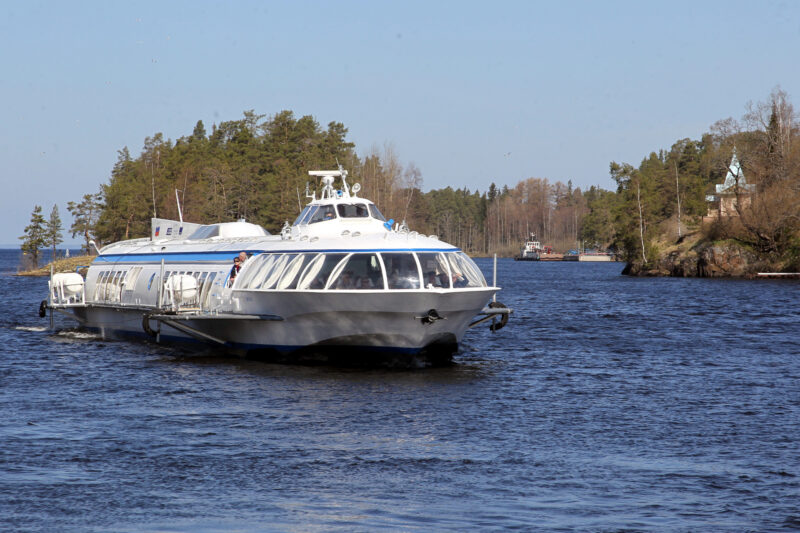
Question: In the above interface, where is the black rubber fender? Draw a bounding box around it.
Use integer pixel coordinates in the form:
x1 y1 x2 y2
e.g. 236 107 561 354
488 301 508 331
38 300 48 318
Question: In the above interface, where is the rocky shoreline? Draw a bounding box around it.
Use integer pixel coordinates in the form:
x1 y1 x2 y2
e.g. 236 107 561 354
15 256 92 277
622 239 790 278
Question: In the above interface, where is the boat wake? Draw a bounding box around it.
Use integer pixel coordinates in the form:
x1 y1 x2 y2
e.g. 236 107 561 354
14 325 48 332
49 329 103 341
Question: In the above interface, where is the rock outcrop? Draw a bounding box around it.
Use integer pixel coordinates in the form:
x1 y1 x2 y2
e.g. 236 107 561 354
694 242 764 278
624 240 767 278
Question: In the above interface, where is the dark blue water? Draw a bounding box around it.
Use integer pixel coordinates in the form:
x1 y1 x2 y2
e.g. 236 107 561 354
2 249 799 532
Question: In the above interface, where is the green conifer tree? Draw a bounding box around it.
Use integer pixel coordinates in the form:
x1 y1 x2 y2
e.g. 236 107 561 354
67 193 103 253
47 204 64 259
20 205 47 269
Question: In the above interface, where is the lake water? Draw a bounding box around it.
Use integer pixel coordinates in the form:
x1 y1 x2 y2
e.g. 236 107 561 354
1 249 799 532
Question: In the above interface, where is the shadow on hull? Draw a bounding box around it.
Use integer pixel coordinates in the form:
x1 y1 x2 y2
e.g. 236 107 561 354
244 341 458 368
76 325 459 368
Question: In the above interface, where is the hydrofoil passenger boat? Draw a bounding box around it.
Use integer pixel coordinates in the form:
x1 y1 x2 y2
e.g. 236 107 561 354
42 168 510 363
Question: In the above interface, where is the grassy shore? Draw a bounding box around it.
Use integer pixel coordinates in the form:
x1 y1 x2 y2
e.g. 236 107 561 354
16 256 93 277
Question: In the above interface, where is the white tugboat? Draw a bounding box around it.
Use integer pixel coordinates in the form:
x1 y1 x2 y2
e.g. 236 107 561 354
43 168 510 363
514 234 541 261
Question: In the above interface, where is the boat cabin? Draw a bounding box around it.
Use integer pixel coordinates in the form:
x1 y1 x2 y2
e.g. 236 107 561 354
289 169 392 240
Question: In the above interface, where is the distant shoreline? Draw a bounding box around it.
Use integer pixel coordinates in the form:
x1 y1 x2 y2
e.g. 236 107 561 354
16 256 92 277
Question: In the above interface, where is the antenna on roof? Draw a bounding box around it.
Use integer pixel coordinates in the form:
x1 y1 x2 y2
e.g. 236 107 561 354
336 159 350 197
308 169 344 199
175 189 184 225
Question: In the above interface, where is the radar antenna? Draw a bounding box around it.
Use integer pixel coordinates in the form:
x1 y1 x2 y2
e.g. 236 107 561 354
337 161 350 197
308 169 346 199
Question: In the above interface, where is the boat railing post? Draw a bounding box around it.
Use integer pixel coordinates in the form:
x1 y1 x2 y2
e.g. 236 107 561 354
493 253 497 301
49 263 54 330
157 258 165 309
492 253 497 332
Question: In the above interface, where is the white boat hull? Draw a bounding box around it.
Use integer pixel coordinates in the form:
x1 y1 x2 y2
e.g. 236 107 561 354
70 288 495 356
46 168 512 363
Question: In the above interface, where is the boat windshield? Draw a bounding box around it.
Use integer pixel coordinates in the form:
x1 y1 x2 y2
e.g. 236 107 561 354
294 206 312 226
233 251 485 291
309 205 336 223
326 253 384 289
446 252 487 288
417 252 452 288
336 203 369 218
368 204 386 221
382 253 421 289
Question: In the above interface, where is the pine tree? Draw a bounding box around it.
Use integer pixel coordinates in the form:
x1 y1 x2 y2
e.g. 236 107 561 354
67 193 103 253
20 205 47 269
47 204 64 259
192 120 207 140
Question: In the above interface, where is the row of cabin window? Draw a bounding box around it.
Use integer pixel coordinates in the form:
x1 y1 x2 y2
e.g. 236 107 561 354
233 251 486 291
293 202 386 226
159 270 221 303
92 267 141 302
92 268 223 306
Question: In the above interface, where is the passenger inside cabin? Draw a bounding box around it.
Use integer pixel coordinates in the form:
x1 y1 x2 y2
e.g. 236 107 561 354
388 268 408 289
452 271 468 288
384 254 419 289
309 205 336 224
425 271 442 289
355 276 373 289
336 270 355 289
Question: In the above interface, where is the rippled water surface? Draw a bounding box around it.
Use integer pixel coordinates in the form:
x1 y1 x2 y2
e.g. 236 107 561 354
1 250 799 532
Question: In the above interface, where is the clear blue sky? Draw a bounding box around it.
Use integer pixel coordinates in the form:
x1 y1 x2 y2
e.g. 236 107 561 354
2 0 799 245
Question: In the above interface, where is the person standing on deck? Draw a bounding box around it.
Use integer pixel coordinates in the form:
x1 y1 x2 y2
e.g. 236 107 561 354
229 256 241 286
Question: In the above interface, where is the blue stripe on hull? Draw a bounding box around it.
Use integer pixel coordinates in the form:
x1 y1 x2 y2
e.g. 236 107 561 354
93 247 460 264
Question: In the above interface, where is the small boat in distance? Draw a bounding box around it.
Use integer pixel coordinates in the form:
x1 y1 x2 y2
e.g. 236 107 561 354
514 234 541 261
42 167 511 364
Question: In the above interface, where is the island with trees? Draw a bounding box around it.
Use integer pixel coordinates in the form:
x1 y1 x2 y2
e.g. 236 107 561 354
20 89 800 278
